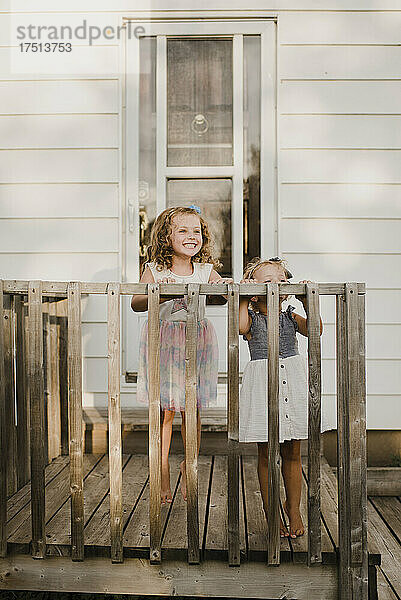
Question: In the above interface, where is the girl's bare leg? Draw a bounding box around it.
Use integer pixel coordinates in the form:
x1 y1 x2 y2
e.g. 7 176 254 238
180 409 201 501
161 409 175 504
257 442 289 537
280 440 304 537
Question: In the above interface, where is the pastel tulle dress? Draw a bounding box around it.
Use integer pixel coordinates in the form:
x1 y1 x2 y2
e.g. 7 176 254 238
239 306 335 443
136 261 218 412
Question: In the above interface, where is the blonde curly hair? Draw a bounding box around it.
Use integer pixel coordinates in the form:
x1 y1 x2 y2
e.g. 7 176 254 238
144 206 221 273
243 256 292 280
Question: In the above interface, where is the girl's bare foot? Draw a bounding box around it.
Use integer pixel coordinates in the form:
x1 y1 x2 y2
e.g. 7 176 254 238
280 518 289 538
180 460 187 501
284 501 305 537
161 463 172 504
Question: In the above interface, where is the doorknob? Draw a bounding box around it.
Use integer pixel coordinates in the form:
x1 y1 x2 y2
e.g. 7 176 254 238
128 200 135 233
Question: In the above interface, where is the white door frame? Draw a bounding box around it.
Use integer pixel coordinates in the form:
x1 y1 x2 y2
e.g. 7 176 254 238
122 18 277 377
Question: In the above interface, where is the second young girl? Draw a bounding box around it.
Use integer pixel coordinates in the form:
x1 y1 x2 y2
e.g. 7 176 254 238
131 206 230 504
239 257 333 538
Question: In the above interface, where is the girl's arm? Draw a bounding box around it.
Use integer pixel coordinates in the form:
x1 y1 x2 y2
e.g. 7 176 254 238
238 279 253 335
293 280 323 337
131 266 176 312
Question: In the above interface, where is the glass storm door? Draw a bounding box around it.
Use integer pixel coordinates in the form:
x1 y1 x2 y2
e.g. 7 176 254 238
124 21 276 378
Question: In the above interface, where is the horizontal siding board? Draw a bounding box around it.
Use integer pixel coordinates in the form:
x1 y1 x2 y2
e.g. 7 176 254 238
319 360 400 395
320 323 401 359
83 357 108 392
0 149 118 182
1 46 119 78
4 1 401 11
279 12 401 44
314 290 401 324
280 149 401 183
280 184 401 217
280 115 401 149
0 218 119 252
281 254 401 287
0 114 118 148
0 80 118 114
281 219 401 253
280 81 401 114
0 184 119 218
81 295 108 322
0 252 119 280
280 46 401 79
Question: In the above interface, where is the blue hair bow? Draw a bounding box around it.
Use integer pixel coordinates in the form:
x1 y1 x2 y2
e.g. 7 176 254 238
188 204 201 214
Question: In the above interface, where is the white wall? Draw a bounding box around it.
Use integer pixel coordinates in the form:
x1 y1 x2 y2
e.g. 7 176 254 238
1 2 400 428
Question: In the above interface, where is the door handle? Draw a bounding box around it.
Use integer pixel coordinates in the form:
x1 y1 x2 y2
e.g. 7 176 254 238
128 199 135 234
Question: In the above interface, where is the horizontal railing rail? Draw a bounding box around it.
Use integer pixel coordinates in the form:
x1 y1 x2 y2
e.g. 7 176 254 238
0 280 367 599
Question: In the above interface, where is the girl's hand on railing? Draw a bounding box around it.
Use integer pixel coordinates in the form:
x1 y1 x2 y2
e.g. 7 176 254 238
295 280 313 305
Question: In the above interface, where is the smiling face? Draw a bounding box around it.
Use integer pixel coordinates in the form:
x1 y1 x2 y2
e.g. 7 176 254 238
169 213 203 259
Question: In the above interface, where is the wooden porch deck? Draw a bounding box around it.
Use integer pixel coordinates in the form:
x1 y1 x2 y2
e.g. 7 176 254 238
5 453 380 565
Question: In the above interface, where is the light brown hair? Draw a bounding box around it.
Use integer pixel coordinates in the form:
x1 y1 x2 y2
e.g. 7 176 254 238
144 206 221 273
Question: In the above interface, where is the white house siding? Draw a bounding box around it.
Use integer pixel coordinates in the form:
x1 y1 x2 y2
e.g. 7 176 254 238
1 2 400 428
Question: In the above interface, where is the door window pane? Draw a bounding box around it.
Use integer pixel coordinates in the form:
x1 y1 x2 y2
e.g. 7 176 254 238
167 179 232 277
243 36 261 266
167 38 233 167
138 37 157 274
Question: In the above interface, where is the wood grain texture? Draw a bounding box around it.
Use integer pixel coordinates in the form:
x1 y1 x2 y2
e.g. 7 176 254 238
57 299 69 456
306 282 322 566
42 303 50 466
345 283 364 570
15 295 30 488
107 283 122 563
227 284 240 566
185 283 200 564
336 294 352 599
147 283 161 564
266 283 280 565
48 300 61 461
67 282 84 562
0 282 7 557
4 294 17 497
28 281 46 559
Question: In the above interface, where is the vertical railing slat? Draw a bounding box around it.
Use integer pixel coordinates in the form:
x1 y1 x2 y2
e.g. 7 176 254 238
49 299 61 460
67 282 84 562
28 281 46 559
227 283 240 566
107 283 123 563
306 282 322 565
0 282 7 558
185 283 200 564
267 283 280 565
148 283 161 564
15 295 30 487
4 294 17 496
42 300 50 466
57 299 69 456
336 294 351 598
358 291 369 598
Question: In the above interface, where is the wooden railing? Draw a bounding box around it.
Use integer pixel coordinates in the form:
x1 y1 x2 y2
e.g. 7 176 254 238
0 280 367 599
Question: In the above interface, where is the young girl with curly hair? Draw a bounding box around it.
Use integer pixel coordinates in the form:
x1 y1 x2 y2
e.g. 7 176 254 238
131 206 231 504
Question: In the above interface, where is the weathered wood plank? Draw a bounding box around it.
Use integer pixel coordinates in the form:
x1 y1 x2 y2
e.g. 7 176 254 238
336 293 352 598
48 300 61 461
57 299 69 456
367 501 401 596
306 282 322 566
204 455 228 556
67 282 84 561
227 283 240 566
45 454 108 546
28 281 46 559
8 455 100 544
266 283 280 565
15 295 30 488
0 555 339 599
107 283 122 563
163 456 211 557
4 294 17 496
376 567 398 600
42 303 50 466
345 283 364 569
369 497 401 546
85 454 148 547
185 283 200 564
147 283 161 564
0 282 7 557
